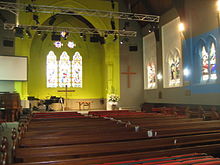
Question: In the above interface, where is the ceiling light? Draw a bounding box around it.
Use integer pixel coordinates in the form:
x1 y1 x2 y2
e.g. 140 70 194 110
178 22 185 32
217 0 220 11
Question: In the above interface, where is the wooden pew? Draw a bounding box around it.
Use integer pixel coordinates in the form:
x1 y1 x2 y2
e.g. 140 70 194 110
12 143 220 165
15 131 220 163
11 111 220 165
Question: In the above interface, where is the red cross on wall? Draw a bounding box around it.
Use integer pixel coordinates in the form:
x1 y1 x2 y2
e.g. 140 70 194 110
121 66 136 88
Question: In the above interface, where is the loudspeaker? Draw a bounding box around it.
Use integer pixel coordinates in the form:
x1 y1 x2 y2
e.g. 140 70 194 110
3 40 14 47
129 45 138 51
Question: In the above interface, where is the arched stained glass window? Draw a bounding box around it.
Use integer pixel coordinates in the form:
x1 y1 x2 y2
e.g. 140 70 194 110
201 46 209 81
72 52 82 88
210 43 217 80
58 51 71 87
147 63 156 89
168 50 181 86
47 51 58 88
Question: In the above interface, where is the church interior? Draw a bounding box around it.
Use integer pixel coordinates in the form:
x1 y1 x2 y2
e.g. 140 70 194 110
2 0 220 164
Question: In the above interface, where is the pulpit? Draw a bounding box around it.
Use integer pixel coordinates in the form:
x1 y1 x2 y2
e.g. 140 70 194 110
0 92 22 122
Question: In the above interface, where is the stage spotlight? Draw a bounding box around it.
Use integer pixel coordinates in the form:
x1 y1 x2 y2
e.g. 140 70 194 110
120 37 129 44
15 27 24 39
37 31 41 35
25 29 32 38
80 32 83 37
49 15 56 25
104 32 108 38
61 31 69 40
51 32 61 41
33 14 40 24
99 37 105 44
113 34 117 41
123 22 130 31
25 4 35 12
82 33 86 41
111 17 115 30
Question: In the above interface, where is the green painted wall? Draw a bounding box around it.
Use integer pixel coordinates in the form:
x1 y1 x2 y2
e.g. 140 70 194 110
15 0 120 100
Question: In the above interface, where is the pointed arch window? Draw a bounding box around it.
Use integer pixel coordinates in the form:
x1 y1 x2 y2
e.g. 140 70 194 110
168 49 181 87
147 63 156 89
200 42 217 81
72 52 82 88
210 43 217 80
58 51 71 87
46 51 58 88
201 46 209 81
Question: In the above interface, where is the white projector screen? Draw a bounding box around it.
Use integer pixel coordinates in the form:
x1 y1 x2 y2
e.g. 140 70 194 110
0 55 27 81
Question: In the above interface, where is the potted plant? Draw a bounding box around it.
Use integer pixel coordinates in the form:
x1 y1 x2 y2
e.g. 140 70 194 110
108 94 120 110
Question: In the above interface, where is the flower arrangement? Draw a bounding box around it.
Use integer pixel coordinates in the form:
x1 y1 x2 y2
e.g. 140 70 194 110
108 94 120 103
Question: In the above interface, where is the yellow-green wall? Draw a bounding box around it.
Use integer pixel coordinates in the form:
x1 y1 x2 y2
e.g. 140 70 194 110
15 0 120 100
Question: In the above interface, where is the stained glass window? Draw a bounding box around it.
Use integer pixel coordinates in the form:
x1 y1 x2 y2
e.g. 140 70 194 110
147 63 156 89
210 43 217 80
169 52 180 86
58 51 71 87
201 46 209 81
46 51 58 88
72 52 82 88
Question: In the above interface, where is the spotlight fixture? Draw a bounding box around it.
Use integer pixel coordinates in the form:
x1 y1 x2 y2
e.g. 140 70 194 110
99 37 105 44
25 29 32 38
61 31 69 40
51 32 61 41
104 32 108 38
82 33 86 41
37 31 41 35
123 22 130 31
15 27 24 38
120 37 129 44
25 4 36 12
49 15 56 25
113 34 117 41
33 14 40 24
111 17 115 30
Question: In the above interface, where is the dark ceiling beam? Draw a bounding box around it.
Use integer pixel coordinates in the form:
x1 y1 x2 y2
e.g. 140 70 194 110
139 0 156 15
130 0 142 10
172 0 185 21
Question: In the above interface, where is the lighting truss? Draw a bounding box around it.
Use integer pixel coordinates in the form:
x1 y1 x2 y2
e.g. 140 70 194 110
4 23 137 37
0 2 159 22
